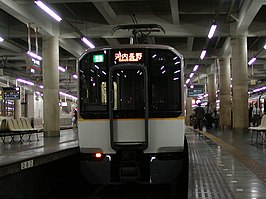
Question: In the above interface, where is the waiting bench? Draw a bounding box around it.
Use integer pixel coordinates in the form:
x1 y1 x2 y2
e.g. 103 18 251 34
248 115 266 144
0 118 43 143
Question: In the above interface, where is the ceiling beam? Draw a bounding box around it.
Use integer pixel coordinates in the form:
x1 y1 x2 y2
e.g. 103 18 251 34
0 40 22 53
93 1 120 45
170 0 180 25
59 38 85 58
236 0 266 34
214 37 221 49
93 2 117 25
105 38 120 46
219 37 231 58
187 36 194 51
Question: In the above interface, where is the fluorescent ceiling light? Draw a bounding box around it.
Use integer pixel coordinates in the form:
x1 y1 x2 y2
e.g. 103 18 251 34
0 37 4 42
200 49 207 60
208 22 217 39
248 57 256 65
253 86 266 93
58 66 66 72
72 74 78 79
39 85 44 88
193 64 199 72
27 51 42 61
189 73 194 78
59 91 78 100
34 1 62 22
81 37 95 49
185 79 190 84
264 43 266 49
16 78 34 86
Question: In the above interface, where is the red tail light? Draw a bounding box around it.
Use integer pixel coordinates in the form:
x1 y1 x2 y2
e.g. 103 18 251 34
95 152 102 159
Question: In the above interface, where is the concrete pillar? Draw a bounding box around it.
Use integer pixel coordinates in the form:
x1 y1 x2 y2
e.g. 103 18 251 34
42 36 60 137
14 99 21 119
231 35 248 131
207 73 216 108
27 93 34 119
218 58 232 129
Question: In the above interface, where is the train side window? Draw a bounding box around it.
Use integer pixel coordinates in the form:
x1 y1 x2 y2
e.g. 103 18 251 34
79 52 108 118
149 49 182 116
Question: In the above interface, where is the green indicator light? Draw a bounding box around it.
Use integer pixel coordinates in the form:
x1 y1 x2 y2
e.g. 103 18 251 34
93 54 104 63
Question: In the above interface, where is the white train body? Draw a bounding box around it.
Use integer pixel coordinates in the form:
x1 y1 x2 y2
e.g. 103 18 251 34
79 118 185 154
78 44 187 184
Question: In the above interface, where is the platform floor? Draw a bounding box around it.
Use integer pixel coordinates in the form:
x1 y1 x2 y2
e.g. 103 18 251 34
0 129 78 167
0 127 265 199
187 127 266 199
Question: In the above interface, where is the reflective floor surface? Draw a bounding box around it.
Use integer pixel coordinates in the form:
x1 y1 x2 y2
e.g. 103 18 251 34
188 127 266 199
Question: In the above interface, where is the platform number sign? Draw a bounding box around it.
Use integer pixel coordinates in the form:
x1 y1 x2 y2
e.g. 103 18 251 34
21 159 34 170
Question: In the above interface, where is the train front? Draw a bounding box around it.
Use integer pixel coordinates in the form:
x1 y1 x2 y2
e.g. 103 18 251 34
78 45 188 185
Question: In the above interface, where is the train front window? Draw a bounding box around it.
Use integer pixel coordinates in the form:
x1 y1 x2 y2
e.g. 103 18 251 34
79 51 108 118
111 68 145 118
149 49 182 117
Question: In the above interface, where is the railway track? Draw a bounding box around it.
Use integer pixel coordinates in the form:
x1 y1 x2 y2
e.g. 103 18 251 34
85 184 179 199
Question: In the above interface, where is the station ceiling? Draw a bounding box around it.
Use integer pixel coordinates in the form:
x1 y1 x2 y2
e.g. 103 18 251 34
0 0 266 96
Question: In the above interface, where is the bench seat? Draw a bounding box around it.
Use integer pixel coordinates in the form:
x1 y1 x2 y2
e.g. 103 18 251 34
248 115 266 144
0 118 42 143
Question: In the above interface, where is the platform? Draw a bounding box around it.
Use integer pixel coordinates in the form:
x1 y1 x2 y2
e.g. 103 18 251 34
188 127 266 199
0 129 79 178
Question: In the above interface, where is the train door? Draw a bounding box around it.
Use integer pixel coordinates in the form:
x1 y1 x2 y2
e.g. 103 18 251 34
109 65 148 150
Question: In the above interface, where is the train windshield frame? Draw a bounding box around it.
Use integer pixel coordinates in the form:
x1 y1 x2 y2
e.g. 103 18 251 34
79 47 183 119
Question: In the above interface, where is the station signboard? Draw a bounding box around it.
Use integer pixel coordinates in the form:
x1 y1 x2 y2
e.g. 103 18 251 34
26 57 42 76
3 87 20 100
187 84 205 97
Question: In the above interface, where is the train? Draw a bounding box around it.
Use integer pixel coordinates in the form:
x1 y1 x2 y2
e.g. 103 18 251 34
77 44 188 189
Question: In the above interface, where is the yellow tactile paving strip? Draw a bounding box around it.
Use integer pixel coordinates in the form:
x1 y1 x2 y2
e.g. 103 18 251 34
188 127 266 184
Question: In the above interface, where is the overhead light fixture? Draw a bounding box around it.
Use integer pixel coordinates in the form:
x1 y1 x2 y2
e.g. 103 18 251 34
186 79 190 84
200 49 207 60
252 86 266 93
59 91 78 100
189 73 194 78
248 57 256 65
193 64 199 72
16 78 34 86
27 51 42 61
0 36 4 42
72 74 78 79
264 43 266 50
208 21 217 39
34 1 62 22
39 85 44 88
58 66 66 72
81 37 95 49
